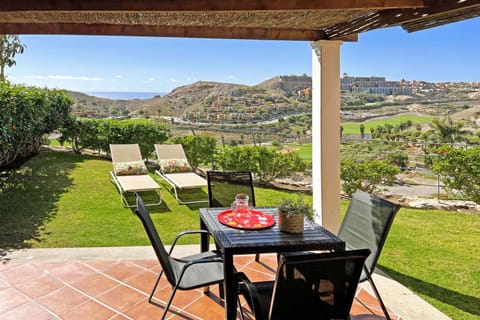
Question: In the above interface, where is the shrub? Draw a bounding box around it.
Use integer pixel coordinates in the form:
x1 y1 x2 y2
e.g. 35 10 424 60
387 152 409 170
431 146 480 203
215 145 306 184
341 159 399 196
168 135 217 169
59 117 170 157
0 82 72 167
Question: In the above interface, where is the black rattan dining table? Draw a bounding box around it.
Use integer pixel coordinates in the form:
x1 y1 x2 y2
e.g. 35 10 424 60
199 206 346 320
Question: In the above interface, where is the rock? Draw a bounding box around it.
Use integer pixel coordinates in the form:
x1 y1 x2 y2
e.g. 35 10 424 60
389 196 480 213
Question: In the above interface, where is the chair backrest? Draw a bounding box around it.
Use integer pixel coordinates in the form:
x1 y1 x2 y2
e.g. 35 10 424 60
338 190 400 282
134 193 177 285
154 144 187 160
206 171 256 208
110 144 143 162
269 249 371 320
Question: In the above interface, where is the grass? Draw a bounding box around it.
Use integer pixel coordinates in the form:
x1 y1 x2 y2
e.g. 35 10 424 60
378 208 480 319
1 149 479 319
288 143 312 161
341 114 434 135
0 149 306 248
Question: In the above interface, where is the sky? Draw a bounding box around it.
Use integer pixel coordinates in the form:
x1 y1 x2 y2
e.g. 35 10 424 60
6 17 480 94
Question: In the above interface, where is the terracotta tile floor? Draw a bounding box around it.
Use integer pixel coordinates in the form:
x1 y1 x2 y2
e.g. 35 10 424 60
0 254 403 320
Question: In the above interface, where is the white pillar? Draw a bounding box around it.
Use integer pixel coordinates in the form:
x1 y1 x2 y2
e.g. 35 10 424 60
311 40 342 233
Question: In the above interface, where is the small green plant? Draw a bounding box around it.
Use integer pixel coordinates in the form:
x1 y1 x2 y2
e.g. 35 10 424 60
277 195 313 220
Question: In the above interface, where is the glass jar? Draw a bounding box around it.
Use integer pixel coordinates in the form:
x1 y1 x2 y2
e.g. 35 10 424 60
231 193 251 224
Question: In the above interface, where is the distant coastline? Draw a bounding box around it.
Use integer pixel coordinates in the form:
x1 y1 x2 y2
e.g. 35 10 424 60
84 91 166 100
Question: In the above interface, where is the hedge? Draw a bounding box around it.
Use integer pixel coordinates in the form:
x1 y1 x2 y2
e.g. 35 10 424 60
0 82 73 167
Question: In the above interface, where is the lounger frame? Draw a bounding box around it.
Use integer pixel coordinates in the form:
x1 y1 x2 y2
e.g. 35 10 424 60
110 144 162 208
154 144 208 205
110 171 162 208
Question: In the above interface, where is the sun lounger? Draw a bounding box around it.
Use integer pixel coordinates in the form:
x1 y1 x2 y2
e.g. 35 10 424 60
110 144 162 208
154 144 208 204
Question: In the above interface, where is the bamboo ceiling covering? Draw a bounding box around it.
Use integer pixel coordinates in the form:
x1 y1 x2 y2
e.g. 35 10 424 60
0 0 479 41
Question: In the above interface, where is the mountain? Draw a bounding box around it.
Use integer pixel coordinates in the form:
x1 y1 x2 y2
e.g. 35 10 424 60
67 75 312 118
257 75 311 93
66 75 480 122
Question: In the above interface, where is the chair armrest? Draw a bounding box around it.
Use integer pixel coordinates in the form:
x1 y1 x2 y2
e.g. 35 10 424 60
182 255 223 267
169 230 211 255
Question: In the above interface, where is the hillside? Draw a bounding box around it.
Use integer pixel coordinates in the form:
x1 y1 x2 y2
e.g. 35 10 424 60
66 75 312 119
66 75 480 124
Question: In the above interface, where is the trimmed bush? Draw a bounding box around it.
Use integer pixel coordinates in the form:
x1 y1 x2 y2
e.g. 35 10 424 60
0 82 72 167
215 145 306 183
168 135 217 169
59 117 170 158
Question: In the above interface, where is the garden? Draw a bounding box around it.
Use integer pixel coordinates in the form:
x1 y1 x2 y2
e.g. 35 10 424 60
1 81 479 319
0 147 479 320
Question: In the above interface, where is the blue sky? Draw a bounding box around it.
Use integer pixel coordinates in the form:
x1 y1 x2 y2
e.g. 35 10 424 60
7 17 479 94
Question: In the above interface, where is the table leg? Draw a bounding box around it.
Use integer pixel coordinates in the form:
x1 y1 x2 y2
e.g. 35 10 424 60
200 218 209 252
223 249 237 320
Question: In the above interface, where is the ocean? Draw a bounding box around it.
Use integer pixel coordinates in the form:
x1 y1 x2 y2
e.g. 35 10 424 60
84 91 166 100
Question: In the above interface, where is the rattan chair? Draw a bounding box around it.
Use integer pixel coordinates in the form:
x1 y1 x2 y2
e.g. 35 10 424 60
236 249 371 320
206 170 256 208
338 190 401 320
206 171 262 261
134 193 224 320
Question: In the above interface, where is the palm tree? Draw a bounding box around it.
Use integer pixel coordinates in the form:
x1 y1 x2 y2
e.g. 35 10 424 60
0 34 26 81
431 116 471 144
360 124 365 139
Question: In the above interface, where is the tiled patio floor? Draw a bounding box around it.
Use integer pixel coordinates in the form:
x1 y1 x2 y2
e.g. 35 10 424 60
0 253 402 320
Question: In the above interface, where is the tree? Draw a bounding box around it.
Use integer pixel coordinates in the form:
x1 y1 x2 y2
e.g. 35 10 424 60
0 35 26 81
360 124 365 139
430 116 471 144
432 146 480 203
341 159 399 196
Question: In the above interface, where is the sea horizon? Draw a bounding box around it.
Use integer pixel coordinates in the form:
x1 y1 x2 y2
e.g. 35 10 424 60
84 91 166 100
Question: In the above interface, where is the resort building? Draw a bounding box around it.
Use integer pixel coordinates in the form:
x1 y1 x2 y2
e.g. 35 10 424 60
341 76 413 95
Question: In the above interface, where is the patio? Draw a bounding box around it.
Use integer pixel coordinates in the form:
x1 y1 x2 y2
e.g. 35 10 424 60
0 246 449 320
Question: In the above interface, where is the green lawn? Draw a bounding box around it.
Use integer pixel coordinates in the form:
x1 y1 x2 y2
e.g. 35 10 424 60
288 143 312 161
0 150 305 248
379 208 480 319
341 114 434 135
0 149 478 319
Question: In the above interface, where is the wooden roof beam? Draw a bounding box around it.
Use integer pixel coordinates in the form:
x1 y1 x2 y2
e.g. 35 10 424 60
0 0 426 12
0 23 328 41
378 1 480 26
324 0 480 39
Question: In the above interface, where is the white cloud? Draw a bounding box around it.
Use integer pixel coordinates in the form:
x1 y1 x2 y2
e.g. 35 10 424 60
114 75 123 79
25 75 103 81
227 75 237 80
169 78 181 83
148 77 156 81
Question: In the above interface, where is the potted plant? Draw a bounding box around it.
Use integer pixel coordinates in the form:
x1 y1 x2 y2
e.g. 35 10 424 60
277 195 313 234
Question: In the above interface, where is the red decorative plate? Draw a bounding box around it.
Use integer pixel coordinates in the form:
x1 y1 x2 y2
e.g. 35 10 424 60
217 209 275 230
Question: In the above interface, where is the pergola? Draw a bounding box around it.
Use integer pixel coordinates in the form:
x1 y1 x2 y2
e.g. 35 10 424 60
1 0 479 231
